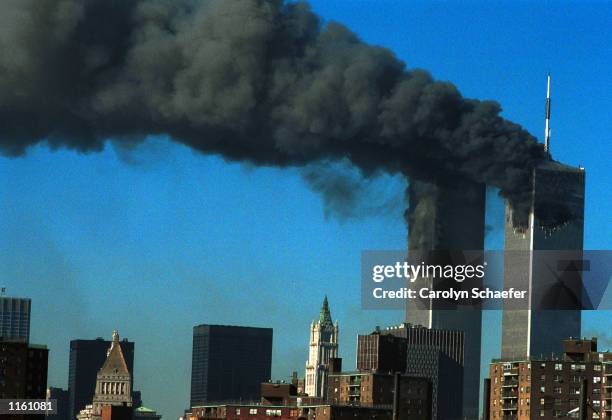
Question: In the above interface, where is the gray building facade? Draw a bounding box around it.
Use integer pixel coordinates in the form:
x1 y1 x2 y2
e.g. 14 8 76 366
0 296 31 343
190 324 273 406
501 161 585 359
404 178 485 419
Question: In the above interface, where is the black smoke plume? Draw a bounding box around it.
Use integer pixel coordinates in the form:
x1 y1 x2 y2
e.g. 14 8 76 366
0 0 545 225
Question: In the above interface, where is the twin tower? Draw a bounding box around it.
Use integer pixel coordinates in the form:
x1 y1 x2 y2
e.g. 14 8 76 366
405 158 586 418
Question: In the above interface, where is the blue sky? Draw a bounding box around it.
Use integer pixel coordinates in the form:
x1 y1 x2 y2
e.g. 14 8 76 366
1 1 610 418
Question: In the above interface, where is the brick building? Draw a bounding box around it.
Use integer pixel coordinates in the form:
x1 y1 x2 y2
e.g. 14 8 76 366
486 337 612 419
186 403 394 420
0 341 48 398
326 371 431 419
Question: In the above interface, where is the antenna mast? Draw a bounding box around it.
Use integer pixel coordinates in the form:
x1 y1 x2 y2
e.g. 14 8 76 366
544 73 551 155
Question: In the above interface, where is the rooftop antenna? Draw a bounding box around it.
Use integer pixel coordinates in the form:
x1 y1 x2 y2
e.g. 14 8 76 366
544 73 551 156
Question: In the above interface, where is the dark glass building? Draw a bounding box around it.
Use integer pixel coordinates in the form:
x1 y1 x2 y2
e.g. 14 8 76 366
0 296 31 343
190 325 273 406
356 331 407 374
406 346 463 420
68 337 134 420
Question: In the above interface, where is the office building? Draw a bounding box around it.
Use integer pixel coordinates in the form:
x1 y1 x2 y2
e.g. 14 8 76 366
405 178 485 419
190 324 272 406
486 337 611 420
382 323 465 365
0 296 31 342
69 335 135 420
304 296 339 398
375 323 464 419
406 346 463 420
501 161 585 359
357 330 407 374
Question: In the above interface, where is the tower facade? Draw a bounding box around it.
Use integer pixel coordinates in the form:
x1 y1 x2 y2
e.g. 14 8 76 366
405 178 485 419
501 161 585 359
304 296 339 398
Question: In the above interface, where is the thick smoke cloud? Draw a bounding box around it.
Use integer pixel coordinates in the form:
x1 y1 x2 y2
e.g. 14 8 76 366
0 0 545 224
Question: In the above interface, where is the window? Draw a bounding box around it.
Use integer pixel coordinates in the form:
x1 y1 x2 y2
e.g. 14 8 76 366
594 365 602 371
541 374 546 381
235 409 240 415
540 398 545 405
554 387 562 394
555 363 563 371
540 410 545 417
540 386 546 393
594 376 601 384
249 408 257 415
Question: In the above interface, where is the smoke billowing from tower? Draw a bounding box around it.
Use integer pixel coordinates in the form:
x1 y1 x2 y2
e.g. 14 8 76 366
0 0 546 225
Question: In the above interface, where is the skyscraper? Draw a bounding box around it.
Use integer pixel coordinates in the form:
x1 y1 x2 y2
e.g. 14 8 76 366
405 178 485 419
0 296 31 343
68 336 135 420
501 161 585 359
190 324 273 406
304 296 339 398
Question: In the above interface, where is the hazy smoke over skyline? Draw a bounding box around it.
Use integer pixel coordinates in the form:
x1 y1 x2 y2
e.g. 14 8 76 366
0 0 546 226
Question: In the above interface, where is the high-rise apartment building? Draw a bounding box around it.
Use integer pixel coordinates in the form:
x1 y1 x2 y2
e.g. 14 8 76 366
0 296 31 343
327 371 431 419
190 324 272 406
304 297 339 398
69 336 135 420
486 337 611 420
501 161 585 359
405 178 485 419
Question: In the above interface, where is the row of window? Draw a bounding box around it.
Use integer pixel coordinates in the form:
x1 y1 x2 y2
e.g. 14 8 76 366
497 362 603 372
234 408 298 417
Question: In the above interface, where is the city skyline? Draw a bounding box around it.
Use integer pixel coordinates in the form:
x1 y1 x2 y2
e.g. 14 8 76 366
1 1 611 419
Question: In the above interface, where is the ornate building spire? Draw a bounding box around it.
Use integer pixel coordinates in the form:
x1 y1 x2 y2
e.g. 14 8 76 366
305 296 339 398
319 296 333 326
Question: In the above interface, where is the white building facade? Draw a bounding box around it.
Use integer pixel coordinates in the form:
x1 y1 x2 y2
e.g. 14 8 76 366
304 296 339 398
